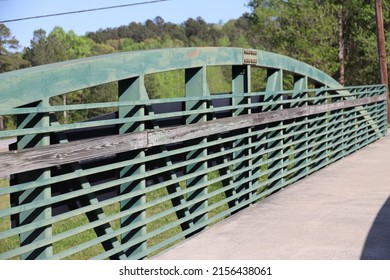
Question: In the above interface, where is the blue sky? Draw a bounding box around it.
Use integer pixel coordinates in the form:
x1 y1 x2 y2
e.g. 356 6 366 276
0 0 251 48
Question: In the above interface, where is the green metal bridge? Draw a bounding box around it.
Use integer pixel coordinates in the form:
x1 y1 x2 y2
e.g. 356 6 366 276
0 47 387 260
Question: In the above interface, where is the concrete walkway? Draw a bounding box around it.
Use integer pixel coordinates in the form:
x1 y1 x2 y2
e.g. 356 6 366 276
156 134 390 260
0 138 15 152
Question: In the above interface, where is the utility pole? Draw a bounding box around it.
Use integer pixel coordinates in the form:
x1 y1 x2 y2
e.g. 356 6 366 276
375 0 390 123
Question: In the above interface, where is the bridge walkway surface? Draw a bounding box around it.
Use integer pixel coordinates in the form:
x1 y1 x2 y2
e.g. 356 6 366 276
155 134 390 260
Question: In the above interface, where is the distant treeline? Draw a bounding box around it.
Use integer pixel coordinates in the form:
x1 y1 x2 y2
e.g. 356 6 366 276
0 0 389 127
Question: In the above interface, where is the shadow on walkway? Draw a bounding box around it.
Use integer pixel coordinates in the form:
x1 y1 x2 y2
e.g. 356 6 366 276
361 196 390 260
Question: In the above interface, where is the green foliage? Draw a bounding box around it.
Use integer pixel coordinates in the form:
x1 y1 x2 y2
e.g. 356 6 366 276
249 0 339 76
340 0 390 85
248 0 390 86
24 27 95 66
50 83 118 124
1 5 389 126
0 24 29 73
0 24 29 129
0 24 19 54
207 66 232 94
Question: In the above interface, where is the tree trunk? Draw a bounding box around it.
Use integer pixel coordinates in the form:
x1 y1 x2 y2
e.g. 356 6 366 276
0 116 4 130
338 5 345 86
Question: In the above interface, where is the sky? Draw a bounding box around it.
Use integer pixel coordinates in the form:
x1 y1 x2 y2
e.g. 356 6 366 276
0 0 251 49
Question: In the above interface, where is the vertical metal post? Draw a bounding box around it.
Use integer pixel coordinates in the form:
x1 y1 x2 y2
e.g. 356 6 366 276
375 0 390 123
118 76 147 259
17 100 52 259
232 65 252 206
292 76 309 178
185 67 208 236
331 90 346 159
265 69 284 190
346 87 358 154
313 83 329 167
352 88 364 148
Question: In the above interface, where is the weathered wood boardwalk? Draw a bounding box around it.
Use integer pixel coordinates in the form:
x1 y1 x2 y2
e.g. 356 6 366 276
155 134 390 260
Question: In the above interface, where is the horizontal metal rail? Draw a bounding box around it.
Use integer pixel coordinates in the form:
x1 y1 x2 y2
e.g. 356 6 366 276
0 94 385 178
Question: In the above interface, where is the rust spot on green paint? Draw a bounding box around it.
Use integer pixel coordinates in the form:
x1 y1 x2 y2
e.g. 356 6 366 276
187 49 199 58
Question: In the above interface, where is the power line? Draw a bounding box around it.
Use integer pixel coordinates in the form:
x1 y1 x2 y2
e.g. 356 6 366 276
0 0 171 23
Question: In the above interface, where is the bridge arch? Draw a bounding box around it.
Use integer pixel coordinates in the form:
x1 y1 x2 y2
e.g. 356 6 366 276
0 47 342 110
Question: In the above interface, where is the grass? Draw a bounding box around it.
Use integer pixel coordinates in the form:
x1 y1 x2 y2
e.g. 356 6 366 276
146 184 184 256
53 214 105 260
52 203 120 260
207 171 229 223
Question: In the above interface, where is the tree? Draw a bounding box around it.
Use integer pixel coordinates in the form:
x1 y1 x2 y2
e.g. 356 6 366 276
0 24 28 130
0 24 27 73
335 0 346 85
221 16 251 47
248 0 339 77
0 24 19 54
183 17 223 46
341 0 390 85
248 0 390 86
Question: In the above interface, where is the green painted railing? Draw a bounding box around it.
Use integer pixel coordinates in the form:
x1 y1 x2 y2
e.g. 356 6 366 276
0 47 387 260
